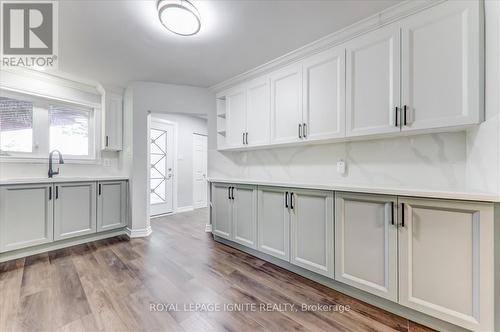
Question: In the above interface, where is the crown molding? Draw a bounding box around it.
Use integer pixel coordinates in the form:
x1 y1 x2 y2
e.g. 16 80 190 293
209 0 446 93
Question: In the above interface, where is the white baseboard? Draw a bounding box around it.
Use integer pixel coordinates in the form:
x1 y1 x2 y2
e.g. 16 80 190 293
176 205 194 214
125 225 152 238
205 224 212 232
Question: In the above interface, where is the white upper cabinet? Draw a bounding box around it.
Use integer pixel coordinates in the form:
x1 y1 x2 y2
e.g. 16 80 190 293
270 63 303 144
400 1 482 131
303 47 346 141
102 91 123 151
345 24 401 137
225 86 247 148
246 77 270 147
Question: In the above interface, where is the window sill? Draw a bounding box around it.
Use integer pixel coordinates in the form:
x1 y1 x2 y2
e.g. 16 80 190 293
0 156 100 165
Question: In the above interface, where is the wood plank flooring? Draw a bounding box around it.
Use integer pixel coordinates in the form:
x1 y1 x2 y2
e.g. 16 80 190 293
0 208 434 332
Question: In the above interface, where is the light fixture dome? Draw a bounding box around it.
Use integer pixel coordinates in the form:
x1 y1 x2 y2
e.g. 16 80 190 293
157 0 201 36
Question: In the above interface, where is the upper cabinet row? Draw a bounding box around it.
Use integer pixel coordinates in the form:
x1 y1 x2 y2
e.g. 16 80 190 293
216 1 482 150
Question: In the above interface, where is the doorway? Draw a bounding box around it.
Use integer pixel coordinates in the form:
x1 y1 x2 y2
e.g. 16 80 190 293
150 119 176 216
193 133 208 209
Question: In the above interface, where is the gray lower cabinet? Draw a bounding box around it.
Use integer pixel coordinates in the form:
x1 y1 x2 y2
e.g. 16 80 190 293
97 181 127 231
334 192 398 301
398 197 494 332
211 183 257 247
0 184 54 252
232 185 257 248
290 188 334 277
212 183 232 239
54 182 97 240
257 186 290 261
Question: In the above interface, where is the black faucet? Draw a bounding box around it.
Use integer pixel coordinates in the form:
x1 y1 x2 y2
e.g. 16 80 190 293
48 150 64 178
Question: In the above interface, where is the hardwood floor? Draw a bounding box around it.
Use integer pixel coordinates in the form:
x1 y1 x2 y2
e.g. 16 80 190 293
0 208 434 332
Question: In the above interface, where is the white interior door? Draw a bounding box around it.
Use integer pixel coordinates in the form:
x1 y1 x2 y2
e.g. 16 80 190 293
150 120 175 216
193 133 208 209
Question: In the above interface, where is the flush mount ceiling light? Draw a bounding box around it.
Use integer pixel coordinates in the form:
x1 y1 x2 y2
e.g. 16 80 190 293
157 0 201 36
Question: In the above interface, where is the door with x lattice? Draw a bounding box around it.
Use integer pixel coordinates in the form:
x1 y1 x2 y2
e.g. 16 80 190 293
150 120 175 216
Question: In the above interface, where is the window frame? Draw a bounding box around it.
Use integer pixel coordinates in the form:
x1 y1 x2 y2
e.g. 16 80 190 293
0 89 100 163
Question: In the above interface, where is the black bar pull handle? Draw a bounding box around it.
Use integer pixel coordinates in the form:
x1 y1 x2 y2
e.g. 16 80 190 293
401 203 405 227
49 186 52 200
55 186 59 199
228 187 231 199
394 106 399 127
285 192 288 208
290 193 294 210
298 124 302 139
99 184 102 196
231 187 235 200
303 123 307 138
390 201 394 225
242 133 245 145
245 132 248 145
106 136 109 147
403 105 408 126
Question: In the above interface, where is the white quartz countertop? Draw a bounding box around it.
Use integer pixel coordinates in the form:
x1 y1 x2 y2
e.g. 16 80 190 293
208 178 500 203
0 176 129 186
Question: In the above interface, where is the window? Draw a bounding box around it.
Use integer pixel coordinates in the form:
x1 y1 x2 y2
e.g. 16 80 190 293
0 92 95 160
0 98 33 153
49 106 90 156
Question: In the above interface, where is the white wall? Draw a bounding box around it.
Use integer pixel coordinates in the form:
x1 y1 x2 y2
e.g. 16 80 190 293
151 113 207 209
124 82 214 234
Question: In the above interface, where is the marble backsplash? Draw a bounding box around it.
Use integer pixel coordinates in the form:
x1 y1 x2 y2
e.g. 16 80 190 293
208 131 476 193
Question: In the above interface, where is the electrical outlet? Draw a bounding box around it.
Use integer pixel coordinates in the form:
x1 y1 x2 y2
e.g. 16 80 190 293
337 159 346 175
103 158 112 167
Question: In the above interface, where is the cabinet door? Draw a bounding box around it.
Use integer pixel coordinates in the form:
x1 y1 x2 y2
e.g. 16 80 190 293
97 181 127 232
54 182 97 240
246 77 270 147
345 24 401 137
398 198 494 332
290 189 334 277
270 63 303 144
335 192 398 301
303 47 345 141
211 183 232 239
401 1 482 131
0 184 53 252
232 185 257 249
257 186 290 261
226 86 247 148
103 92 123 151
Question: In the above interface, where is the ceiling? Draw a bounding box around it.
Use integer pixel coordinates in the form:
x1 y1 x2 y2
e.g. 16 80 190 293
58 0 401 88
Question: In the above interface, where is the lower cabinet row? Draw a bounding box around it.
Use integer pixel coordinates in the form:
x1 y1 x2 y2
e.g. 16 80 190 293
211 183 494 332
0 180 128 253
